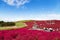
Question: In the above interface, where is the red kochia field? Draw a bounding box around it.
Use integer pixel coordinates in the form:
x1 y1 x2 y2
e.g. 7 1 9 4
0 28 60 40
0 20 60 40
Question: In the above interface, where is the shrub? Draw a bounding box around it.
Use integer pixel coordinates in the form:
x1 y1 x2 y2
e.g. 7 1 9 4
0 21 15 27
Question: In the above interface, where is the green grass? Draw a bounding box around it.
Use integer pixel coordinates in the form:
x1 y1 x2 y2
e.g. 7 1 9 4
0 23 26 30
15 22 27 28
0 27 14 30
0 20 33 30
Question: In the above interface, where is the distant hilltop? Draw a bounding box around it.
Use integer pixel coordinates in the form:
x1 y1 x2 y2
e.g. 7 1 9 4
16 20 60 22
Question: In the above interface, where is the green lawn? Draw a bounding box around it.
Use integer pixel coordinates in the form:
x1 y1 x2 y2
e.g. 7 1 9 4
0 20 33 30
0 27 15 30
0 20 27 30
15 22 27 28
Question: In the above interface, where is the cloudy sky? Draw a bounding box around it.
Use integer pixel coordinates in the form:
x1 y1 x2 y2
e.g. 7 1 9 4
0 0 60 21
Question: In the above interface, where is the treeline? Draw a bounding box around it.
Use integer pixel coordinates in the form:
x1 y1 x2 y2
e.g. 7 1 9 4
0 21 15 27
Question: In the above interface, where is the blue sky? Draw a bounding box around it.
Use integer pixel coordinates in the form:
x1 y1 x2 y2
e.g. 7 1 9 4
0 0 60 21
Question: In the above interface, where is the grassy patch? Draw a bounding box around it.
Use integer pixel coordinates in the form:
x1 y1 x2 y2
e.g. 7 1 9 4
0 22 27 30
0 20 32 30
0 27 15 30
15 22 26 28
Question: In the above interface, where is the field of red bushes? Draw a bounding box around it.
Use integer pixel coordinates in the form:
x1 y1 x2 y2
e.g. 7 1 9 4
24 20 60 30
0 20 60 40
0 28 60 40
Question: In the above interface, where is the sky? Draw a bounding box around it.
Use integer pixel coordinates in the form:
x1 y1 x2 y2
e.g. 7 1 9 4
0 0 60 22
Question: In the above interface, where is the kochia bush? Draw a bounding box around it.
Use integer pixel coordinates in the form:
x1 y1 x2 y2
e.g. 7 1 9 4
0 28 60 40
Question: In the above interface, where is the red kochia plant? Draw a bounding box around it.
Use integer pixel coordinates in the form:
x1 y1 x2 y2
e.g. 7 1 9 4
18 30 38 40
0 28 60 40
49 31 60 40
3 29 38 40
0 31 4 40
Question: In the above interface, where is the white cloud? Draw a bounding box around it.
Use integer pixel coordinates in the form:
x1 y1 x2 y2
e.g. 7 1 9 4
22 14 60 20
3 0 15 6
3 0 30 8
1 13 60 22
